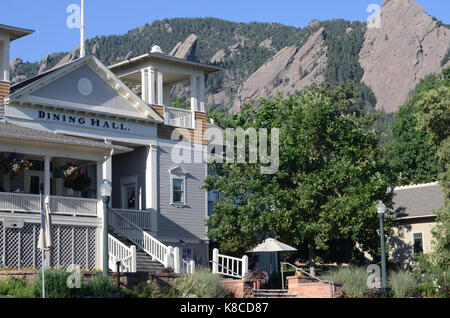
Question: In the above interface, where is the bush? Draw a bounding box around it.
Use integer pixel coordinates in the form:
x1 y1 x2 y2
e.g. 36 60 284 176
123 281 166 298
82 274 121 298
175 269 226 298
0 277 38 298
35 268 77 298
323 266 368 297
388 270 417 298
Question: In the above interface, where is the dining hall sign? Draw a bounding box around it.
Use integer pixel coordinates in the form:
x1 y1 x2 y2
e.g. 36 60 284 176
37 110 132 132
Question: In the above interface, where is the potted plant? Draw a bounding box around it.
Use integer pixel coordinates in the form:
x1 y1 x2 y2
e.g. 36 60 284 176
244 269 269 291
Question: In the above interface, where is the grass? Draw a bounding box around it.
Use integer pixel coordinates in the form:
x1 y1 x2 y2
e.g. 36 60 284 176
389 270 418 298
174 269 227 298
323 266 368 297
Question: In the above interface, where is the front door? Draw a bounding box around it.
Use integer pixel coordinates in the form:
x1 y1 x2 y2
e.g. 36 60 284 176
24 170 47 194
120 176 138 210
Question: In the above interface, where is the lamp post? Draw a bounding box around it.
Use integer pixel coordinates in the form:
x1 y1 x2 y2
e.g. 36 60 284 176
100 179 112 277
377 200 387 293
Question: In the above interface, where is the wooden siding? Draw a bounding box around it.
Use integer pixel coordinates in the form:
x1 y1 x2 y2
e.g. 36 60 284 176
157 144 207 240
157 111 207 145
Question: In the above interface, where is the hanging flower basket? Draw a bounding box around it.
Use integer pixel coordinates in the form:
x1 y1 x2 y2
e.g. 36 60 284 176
57 162 92 192
0 156 32 176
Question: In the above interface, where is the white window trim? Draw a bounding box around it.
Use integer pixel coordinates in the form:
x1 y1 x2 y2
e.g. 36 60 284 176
169 167 188 206
120 175 139 210
412 231 424 255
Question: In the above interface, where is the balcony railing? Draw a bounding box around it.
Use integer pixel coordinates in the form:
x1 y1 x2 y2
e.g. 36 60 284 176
113 209 155 231
0 192 98 217
164 106 193 129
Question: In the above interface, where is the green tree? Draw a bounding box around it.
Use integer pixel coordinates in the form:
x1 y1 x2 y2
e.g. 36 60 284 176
415 67 450 272
388 70 448 186
204 83 393 275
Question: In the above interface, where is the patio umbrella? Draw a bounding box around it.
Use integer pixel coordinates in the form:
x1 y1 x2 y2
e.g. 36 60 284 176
249 238 297 274
37 195 53 298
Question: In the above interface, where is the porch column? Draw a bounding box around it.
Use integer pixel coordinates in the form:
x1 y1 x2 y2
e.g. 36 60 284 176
163 85 171 107
148 67 156 105
0 40 10 82
141 68 148 103
102 150 113 208
190 75 198 111
157 69 163 105
44 156 51 268
199 75 205 112
145 144 158 234
44 156 51 203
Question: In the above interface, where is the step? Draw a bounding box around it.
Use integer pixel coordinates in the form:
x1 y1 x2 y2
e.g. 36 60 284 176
253 289 298 298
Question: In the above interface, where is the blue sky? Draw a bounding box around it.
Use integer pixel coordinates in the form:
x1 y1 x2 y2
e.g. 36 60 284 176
2 0 449 63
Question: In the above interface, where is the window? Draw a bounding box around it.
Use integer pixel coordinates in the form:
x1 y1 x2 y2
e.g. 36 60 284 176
182 248 193 261
172 178 185 205
413 232 424 254
169 167 188 206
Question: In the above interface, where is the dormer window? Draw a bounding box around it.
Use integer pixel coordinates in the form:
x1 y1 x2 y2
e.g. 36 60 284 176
169 166 188 206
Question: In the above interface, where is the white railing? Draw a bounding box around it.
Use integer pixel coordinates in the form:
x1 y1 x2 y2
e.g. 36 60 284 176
181 258 196 274
108 234 137 273
211 248 249 279
164 106 193 129
109 208 169 267
50 195 98 217
0 192 98 217
114 209 153 230
0 192 40 213
109 208 194 274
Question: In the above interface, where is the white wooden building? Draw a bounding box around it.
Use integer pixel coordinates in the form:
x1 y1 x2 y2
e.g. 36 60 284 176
0 23 221 273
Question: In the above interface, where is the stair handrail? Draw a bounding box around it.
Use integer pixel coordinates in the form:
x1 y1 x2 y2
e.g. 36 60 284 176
280 262 333 297
109 208 194 273
108 234 137 272
109 208 168 266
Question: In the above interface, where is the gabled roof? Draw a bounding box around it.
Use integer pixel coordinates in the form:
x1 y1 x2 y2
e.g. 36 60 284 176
0 24 34 41
391 182 444 219
8 55 164 123
109 52 222 74
0 121 132 153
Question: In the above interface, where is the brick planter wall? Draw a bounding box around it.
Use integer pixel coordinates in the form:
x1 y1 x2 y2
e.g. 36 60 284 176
222 279 254 298
287 276 343 298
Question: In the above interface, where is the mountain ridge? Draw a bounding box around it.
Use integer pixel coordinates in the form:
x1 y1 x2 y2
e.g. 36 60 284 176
9 0 450 115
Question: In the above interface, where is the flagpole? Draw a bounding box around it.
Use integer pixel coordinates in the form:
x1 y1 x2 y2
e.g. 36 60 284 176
40 191 45 298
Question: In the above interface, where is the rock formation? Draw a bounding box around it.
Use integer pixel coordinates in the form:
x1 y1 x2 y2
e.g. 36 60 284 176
169 34 198 61
359 0 450 113
233 27 327 112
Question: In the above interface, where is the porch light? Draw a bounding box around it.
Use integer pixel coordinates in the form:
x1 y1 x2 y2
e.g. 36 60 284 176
100 179 112 198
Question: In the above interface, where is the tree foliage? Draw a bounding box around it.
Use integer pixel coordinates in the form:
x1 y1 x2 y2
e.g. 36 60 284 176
388 69 449 186
203 83 393 272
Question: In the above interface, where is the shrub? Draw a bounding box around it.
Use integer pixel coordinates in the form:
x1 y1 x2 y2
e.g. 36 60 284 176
123 280 166 298
0 277 38 298
388 270 417 298
323 266 368 297
175 269 226 298
82 274 121 298
35 268 77 298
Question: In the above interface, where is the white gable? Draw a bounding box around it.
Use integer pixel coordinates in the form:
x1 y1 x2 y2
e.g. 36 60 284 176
9 55 163 122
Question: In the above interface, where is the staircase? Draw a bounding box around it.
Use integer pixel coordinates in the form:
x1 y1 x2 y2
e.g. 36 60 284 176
109 228 164 273
253 289 298 298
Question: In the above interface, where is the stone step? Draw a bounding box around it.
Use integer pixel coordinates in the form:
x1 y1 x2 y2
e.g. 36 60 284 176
253 289 298 298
